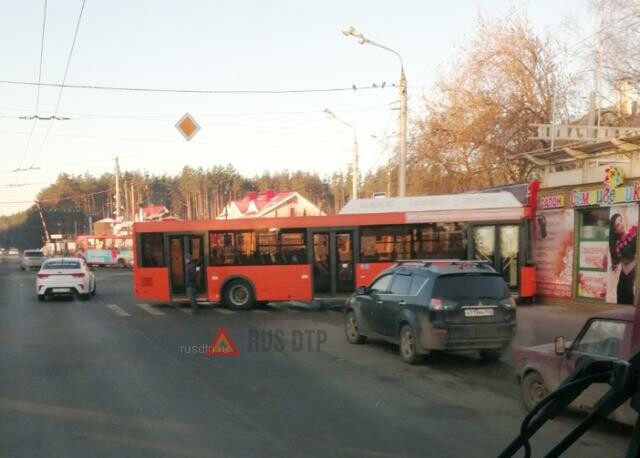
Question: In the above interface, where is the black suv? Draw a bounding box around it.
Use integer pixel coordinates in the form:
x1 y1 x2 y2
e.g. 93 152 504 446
344 260 517 364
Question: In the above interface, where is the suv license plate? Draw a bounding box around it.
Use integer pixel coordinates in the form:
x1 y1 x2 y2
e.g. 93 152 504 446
53 288 70 293
464 308 494 317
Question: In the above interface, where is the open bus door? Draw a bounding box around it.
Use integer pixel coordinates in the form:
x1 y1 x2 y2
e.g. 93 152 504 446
311 230 355 296
168 234 206 301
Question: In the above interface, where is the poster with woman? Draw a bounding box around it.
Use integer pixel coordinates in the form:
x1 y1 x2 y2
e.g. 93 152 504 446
606 204 638 305
534 210 574 298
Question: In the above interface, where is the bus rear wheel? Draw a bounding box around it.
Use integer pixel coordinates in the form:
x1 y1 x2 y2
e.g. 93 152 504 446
223 279 255 311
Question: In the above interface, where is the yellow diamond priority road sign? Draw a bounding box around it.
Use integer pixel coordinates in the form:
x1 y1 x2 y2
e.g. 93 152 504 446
175 112 201 141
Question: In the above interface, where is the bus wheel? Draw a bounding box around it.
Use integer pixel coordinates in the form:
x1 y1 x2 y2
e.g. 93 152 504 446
223 279 255 310
117 258 127 268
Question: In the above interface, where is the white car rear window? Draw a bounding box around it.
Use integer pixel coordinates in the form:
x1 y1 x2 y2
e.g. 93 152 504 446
43 261 81 270
25 251 45 257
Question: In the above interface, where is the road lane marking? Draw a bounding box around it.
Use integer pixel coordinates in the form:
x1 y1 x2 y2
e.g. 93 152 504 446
252 309 269 314
136 303 166 316
105 304 130 317
178 308 193 315
214 308 236 315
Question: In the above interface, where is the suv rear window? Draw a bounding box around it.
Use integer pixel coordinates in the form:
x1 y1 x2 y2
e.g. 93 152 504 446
432 274 509 301
43 261 81 270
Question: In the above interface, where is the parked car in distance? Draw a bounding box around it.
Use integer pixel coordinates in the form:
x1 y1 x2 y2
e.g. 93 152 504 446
344 260 517 364
8 247 19 256
20 249 46 270
514 308 637 426
36 257 96 301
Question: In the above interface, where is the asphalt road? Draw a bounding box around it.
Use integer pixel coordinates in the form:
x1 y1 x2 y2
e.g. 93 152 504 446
0 257 631 457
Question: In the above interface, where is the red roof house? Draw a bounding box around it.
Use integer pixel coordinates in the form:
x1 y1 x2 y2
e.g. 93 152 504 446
217 190 325 219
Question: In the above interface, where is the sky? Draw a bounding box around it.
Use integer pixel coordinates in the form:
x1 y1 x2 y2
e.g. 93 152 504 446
0 0 594 216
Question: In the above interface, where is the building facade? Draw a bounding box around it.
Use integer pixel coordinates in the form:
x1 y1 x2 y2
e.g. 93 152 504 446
534 136 640 306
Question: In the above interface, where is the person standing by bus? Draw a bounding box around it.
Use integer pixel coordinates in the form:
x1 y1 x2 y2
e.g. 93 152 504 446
185 255 200 315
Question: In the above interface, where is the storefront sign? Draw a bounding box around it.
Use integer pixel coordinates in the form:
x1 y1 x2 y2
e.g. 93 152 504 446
538 195 565 210
569 181 640 207
605 166 624 190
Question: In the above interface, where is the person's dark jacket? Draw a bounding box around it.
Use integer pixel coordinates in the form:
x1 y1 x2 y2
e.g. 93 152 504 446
185 260 197 287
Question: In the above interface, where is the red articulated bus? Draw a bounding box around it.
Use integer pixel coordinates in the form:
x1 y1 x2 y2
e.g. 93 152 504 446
132 189 536 310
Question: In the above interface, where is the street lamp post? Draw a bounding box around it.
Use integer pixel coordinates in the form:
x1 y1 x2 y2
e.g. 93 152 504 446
342 26 407 197
324 108 359 201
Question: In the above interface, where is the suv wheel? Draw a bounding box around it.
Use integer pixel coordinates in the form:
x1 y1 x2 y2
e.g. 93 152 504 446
479 349 503 362
344 311 366 344
399 325 421 364
522 371 549 411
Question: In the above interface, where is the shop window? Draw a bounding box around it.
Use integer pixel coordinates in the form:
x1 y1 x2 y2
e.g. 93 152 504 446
576 209 610 301
580 208 609 240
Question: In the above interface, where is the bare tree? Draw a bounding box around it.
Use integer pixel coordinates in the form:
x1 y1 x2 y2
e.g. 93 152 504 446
407 16 570 193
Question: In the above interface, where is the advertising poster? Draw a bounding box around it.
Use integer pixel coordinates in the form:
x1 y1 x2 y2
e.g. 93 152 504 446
535 210 574 298
606 204 638 305
577 270 608 299
578 241 608 270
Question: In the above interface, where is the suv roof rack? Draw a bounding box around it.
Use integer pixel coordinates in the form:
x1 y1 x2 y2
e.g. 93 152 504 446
394 259 495 271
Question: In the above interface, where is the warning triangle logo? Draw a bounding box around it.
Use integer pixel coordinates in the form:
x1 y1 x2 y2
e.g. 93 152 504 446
206 325 240 357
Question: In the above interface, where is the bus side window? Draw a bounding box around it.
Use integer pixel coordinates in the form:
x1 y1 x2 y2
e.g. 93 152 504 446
139 234 164 267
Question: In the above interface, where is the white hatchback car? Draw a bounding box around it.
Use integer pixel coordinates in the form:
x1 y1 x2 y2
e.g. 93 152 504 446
36 257 96 301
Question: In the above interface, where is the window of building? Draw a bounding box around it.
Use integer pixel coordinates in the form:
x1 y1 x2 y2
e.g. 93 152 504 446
576 208 610 301
139 233 165 267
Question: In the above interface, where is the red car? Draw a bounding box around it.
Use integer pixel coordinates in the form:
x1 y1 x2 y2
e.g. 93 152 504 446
514 308 637 426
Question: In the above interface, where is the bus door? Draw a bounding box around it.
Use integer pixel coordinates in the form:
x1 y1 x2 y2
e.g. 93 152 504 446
472 224 520 292
311 230 355 295
168 234 206 298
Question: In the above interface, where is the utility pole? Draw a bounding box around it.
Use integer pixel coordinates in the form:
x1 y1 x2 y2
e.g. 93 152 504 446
130 182 135 221
399 67 407 197
114 157 121 221
35 201 50 245
352 135 359 201
341 26 407 197
324 108 359 200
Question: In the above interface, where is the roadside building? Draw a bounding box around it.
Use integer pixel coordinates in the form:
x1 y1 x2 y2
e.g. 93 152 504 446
531 133 640 306
217 190 325 219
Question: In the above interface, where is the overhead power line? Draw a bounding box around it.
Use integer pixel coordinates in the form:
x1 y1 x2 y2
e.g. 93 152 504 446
16 0 48 172
0 79 393 95
0 189 111 205
28 0 86 171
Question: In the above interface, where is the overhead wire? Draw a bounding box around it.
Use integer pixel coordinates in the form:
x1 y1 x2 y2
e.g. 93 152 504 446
15 0 48 172
0 188 111 205
0 79 392 95
28 0 87 171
